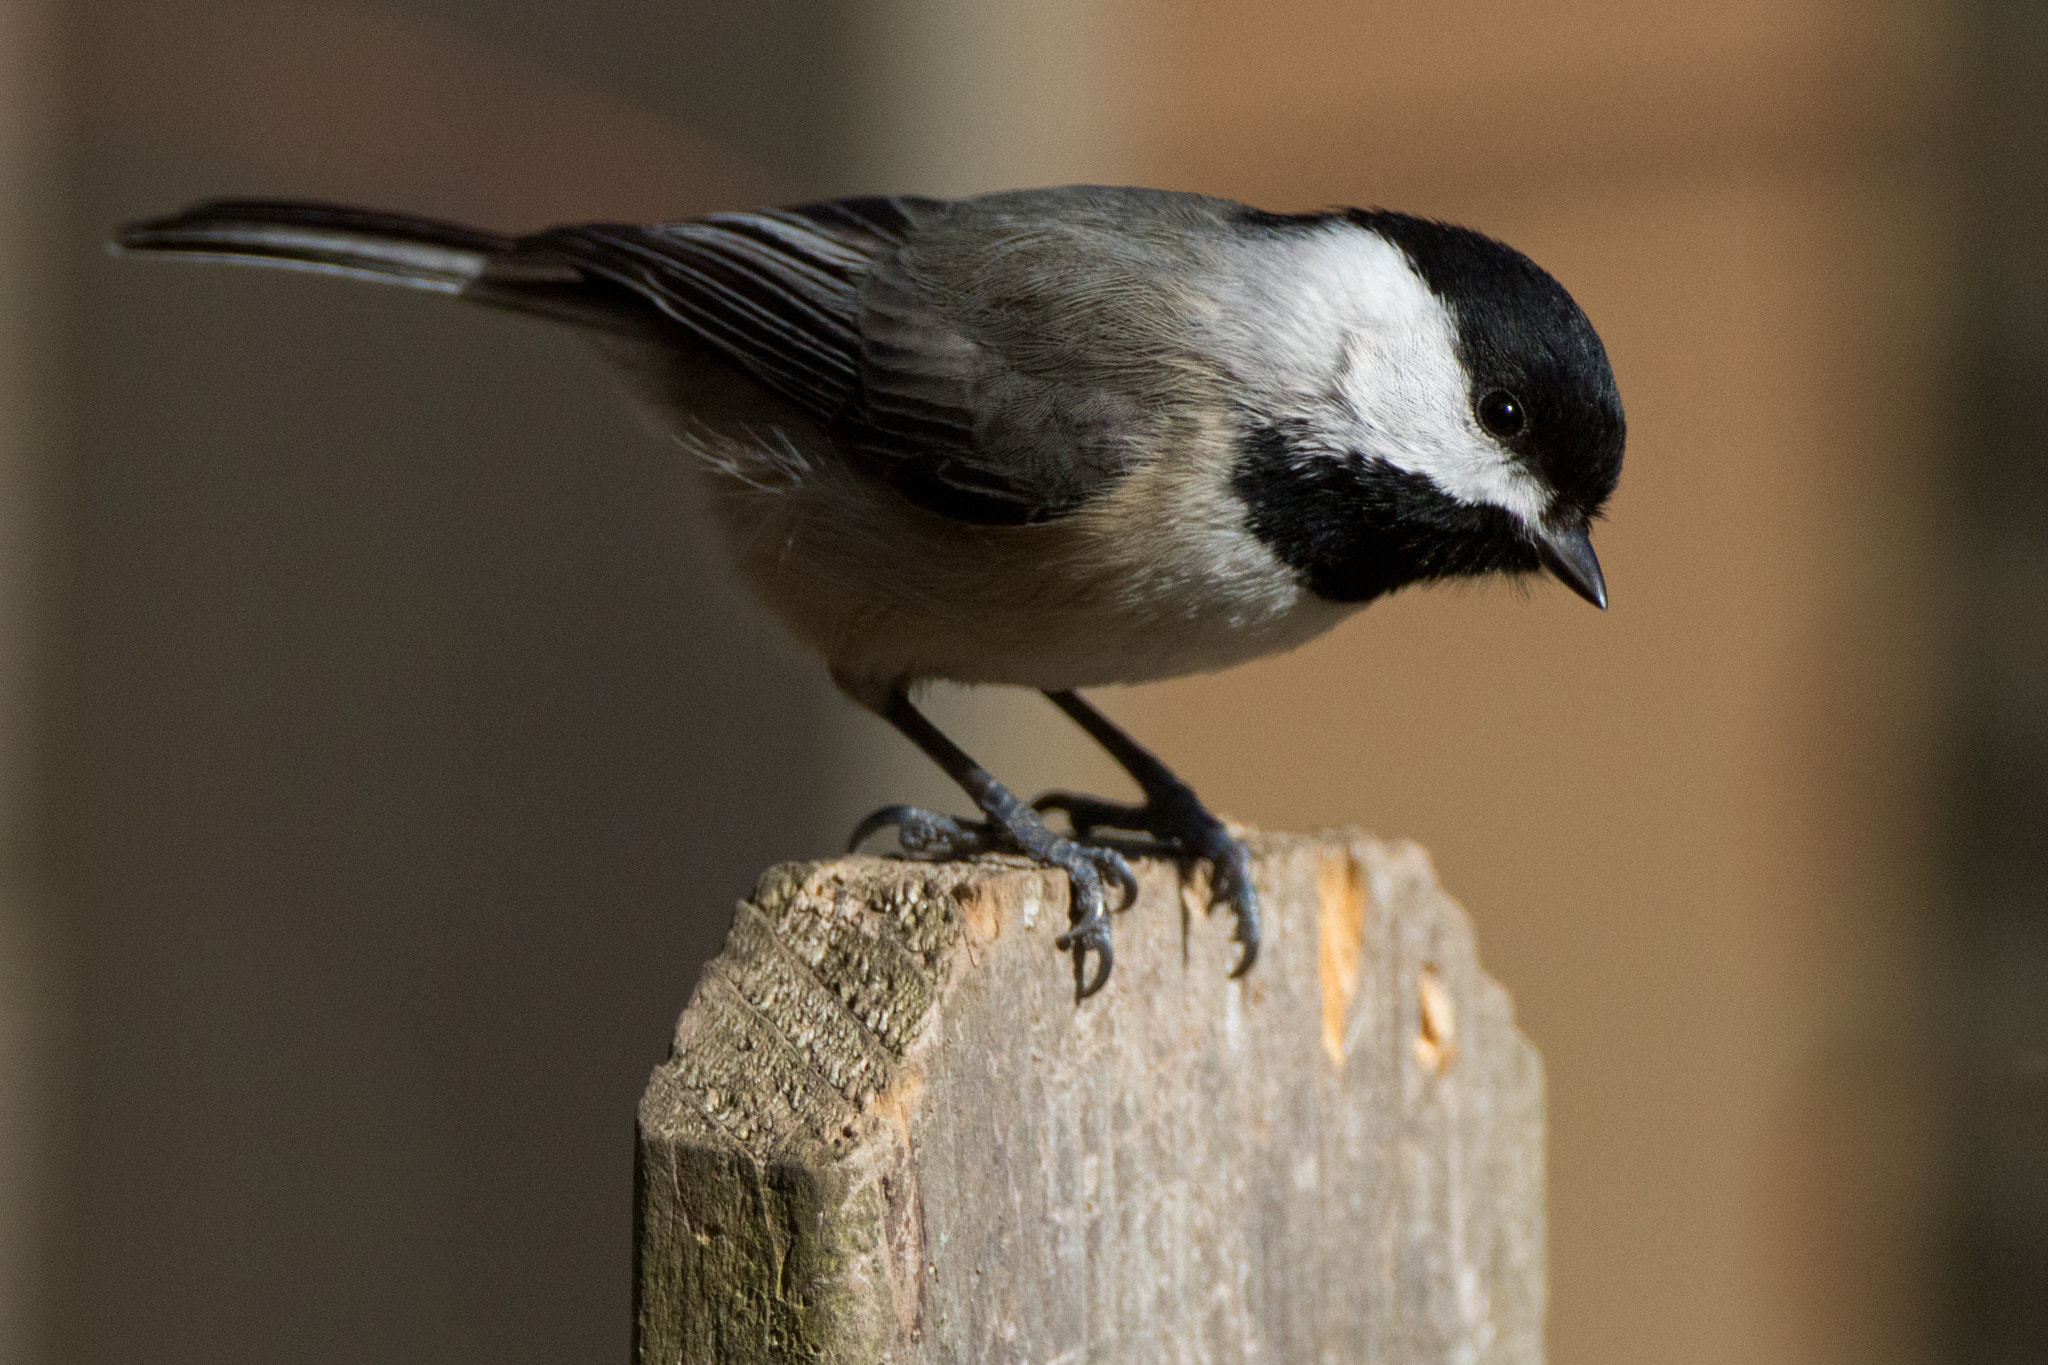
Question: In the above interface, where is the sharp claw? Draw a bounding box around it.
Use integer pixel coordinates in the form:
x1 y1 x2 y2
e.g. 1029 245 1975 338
847 805 998 859
1040 846 1126 998
1065 845 1138 913
1074 937 1113 999
1107 858 1140 911
1057 907 1114 999
1205 845 1261 974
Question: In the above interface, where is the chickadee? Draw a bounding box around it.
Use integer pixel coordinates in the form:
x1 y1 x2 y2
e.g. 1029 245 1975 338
115 186 1624 997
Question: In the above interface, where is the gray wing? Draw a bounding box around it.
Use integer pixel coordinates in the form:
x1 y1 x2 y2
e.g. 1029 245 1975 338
520 187 1232 525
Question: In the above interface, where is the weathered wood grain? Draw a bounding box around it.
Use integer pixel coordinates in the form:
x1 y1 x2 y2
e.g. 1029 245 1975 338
636 831 1544 1364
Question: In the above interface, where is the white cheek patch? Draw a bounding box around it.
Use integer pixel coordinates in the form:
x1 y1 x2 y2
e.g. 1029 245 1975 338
1245 228 1552 527
1340 320 1550 525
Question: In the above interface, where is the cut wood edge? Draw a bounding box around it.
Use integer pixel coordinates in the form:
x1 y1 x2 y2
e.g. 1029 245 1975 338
636 831 1544 1365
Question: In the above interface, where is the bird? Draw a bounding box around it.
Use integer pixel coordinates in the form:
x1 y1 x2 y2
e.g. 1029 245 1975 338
114 185 1624 999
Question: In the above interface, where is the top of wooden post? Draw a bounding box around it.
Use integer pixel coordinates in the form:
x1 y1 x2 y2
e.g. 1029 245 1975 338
636 830 1544 1364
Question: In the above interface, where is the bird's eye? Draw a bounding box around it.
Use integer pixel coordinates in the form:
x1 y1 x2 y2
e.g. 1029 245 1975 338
1477 390 1525 439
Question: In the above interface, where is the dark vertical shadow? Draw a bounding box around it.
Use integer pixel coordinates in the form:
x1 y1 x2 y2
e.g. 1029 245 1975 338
62 17 849 1351
1947 4 2048 1359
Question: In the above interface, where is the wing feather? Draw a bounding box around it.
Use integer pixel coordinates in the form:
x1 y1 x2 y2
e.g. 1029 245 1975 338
519 200 917 429
514 188 1223 525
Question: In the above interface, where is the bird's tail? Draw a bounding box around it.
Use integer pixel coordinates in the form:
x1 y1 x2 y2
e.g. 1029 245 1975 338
115 200 526 290
113 199 616 325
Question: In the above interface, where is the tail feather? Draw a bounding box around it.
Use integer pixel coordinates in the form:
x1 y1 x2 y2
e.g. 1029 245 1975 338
113 199 539 295
116 198 628 341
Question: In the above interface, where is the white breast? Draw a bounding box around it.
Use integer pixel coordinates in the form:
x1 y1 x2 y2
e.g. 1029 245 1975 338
680 406 1355 694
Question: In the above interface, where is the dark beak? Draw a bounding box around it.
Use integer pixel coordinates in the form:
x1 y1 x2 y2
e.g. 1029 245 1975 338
1536 519 1608 609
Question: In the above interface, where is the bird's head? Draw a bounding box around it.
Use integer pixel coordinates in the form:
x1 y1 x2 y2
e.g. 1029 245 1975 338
1227 207 1624 609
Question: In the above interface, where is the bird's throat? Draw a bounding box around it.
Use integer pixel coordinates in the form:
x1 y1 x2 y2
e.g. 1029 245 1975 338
1231 420 1540 604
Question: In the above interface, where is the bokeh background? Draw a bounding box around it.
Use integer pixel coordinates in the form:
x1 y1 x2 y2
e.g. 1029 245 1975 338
0 0 2042 1361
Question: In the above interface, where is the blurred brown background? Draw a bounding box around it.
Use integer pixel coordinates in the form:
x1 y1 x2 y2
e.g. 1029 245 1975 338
1 0 2042 1362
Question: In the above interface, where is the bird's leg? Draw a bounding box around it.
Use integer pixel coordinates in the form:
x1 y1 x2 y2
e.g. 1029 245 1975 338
846 687 1138 999
1032 690 1259 977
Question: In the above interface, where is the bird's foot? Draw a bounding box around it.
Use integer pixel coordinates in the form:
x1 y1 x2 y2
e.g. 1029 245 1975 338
848 801 1139 999
847 804 1008 860
1032 786 1260 977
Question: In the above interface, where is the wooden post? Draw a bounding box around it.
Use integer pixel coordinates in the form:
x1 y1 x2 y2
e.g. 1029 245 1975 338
635 831 1544 1363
